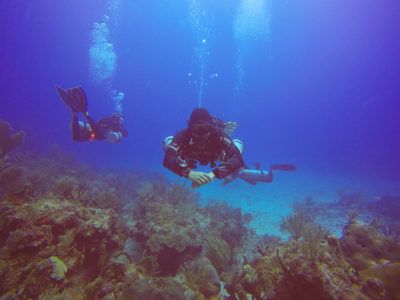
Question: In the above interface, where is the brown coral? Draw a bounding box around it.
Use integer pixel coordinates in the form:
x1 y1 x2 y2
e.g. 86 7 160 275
341 221 400 270
0 120 25 159
0 197 119 298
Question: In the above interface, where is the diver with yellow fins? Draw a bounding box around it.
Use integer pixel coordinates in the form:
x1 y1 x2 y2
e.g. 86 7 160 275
55 86 128 143
163 108 295 188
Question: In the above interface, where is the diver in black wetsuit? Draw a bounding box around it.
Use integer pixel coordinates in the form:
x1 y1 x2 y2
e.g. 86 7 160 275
163 108 296 188
56 86 128 143
163 108 244 187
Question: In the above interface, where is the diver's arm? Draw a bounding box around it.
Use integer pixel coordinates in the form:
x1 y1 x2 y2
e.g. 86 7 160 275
212 137 244 179
163 132 191 177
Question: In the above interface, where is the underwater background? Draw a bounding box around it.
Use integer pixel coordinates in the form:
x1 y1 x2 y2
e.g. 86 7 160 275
2 0 399 234
1 0 400 299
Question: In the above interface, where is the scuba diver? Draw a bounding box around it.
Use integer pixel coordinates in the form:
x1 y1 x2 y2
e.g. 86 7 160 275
56 86 128 143
163 108 296 188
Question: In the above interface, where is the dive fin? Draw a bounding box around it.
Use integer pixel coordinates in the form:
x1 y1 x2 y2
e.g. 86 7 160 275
55 85 88 113
270 164 296 171
56 86 77 113
69 86 88 113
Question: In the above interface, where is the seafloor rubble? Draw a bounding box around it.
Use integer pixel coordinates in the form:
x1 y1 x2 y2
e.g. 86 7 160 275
1 149 400 300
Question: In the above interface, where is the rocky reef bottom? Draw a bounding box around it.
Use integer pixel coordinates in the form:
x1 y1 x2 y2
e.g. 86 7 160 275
1 150 400 300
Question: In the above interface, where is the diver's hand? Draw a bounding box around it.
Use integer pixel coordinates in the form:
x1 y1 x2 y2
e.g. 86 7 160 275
207 172 216 181
188 171 214 188
198 172 216 187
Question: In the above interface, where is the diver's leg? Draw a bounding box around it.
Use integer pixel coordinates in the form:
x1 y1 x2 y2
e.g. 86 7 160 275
83 112 101 137
71 114 80 141
71 114 90 142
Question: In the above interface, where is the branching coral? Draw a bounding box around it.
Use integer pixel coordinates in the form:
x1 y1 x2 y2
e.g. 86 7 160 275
280 210 313 240
205 202 250 250
300 224 326 262
203 231 232 272
181 257 221 297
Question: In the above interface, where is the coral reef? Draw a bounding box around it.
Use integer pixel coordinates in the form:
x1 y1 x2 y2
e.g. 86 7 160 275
0 148 141 211
130 179 249 288
341 219 400 267
224 201 400 300
0 151 254 299
0 150 400 299
0 197 119 298
227 222 400 300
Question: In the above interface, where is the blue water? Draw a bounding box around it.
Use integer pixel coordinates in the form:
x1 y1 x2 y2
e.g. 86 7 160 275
1 0 400 235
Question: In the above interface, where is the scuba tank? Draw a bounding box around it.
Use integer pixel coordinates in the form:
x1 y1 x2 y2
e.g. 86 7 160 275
231 164 296 185
106 131 123 143
238 169 273 185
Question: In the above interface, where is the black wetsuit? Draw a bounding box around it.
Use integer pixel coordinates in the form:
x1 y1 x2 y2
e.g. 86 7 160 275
72 115 128 142
163 129 244 179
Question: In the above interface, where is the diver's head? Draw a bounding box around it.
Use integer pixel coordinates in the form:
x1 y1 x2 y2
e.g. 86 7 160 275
189 108 212 125
188 108 213 149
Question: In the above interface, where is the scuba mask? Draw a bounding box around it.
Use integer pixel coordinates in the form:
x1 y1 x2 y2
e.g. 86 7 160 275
191 123 211 137
190 122 212 149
